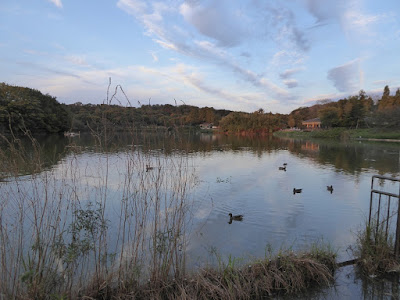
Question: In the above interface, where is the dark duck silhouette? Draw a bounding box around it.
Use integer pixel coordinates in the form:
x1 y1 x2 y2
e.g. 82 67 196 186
279 166 286 171
228 213 243 224
327 185 333 193
293 188 302 194
146 164 154 171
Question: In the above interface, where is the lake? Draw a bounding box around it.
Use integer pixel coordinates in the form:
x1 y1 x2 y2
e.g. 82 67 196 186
1 131 399 298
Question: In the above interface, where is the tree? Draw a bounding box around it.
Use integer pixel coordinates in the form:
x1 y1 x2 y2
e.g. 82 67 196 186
378 85 393 110
319 107 340 127
383 85 390 98
288 115 295 128
0 83 71 134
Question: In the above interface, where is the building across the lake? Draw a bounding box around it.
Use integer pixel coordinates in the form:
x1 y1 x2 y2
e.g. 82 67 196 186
199 123 213 129
302 118 321 130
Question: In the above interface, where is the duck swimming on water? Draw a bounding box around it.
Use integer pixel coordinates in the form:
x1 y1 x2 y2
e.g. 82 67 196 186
293 188 302 194
228 213 243 223
327 185 333 193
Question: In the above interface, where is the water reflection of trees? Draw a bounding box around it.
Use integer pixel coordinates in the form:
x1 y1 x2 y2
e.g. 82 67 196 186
284 138 400 176
2 133 399 179
0 134 70 178
357 271 399 299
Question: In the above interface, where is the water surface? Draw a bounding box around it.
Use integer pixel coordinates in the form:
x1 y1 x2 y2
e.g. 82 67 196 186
2 132 400 298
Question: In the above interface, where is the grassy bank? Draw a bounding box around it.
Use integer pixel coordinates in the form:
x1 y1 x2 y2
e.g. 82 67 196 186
81 243 337 299
274 128 400 141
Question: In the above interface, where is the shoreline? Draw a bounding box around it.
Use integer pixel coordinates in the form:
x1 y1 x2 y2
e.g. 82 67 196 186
354 137 400 142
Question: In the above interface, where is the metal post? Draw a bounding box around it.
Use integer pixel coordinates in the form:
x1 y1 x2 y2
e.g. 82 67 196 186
369 177 374 226
386 196 391 240
369 175 400 259
395 203 400 258
396 184 400 258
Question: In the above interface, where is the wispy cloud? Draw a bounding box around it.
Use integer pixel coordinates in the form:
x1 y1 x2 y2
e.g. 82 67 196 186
305 0 347 24
48 0 63 9
283 79 298 89
372 80 389 86
279 67 305 79
64 55 90 67
305 0 388 37
149 51 159 62
175 65 245 105
17 61 80 78
271 50 305 67
117 0 304 101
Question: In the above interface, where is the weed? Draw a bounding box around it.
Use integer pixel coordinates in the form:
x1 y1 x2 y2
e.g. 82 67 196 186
352 221 399 276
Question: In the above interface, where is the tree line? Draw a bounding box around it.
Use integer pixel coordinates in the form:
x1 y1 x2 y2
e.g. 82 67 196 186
0 83 71 135
1 82 400 136
288 85 400 129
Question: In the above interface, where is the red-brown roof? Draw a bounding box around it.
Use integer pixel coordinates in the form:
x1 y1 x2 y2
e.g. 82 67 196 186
302 118 321 123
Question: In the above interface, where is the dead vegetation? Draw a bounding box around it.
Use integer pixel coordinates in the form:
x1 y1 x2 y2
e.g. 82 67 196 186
79 245 337 299
353 221 400 276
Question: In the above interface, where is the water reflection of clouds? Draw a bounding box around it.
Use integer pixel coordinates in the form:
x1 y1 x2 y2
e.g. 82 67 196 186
189 145 392 263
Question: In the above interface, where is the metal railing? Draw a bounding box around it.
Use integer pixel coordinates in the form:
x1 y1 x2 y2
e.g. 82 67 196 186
368 175 400 258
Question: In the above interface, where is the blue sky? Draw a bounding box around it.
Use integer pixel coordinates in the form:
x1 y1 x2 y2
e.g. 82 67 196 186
1 0 399 113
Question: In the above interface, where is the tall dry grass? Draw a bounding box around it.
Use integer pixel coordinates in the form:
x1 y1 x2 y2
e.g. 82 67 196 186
0 81 197 299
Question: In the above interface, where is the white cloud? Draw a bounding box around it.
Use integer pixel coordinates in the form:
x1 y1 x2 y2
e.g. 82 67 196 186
283 79 298 89
116 0 306 102
150 51 159 62
372 80 389 87
305 0 388 38
64 55 90 67
179 0 247 47
48 0 63 9
344 10 388 36
305 0 347 24
327 59 360 93
280 67 305 79
116 0 147 15
174 64 246 105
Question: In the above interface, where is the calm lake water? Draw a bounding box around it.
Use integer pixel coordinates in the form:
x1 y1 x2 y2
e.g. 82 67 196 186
2 131 400 298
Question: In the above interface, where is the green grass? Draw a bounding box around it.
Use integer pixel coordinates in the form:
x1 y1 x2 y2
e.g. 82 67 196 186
346 128 400 140
274 128 400 141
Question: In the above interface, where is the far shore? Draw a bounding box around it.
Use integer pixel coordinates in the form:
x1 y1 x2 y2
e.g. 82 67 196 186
274 128 400 142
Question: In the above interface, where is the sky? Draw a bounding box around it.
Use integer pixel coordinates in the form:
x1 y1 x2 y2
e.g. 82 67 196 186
0 0 399 114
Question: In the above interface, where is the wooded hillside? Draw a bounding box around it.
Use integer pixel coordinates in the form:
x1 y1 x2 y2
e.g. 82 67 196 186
0 83 71 134
1 83 400 135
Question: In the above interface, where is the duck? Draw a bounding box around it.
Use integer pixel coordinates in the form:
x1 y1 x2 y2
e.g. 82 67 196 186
279 166 286 171
327 185 333 193
293 188 302 194
146 164 154 171
228 213 243 222
283 163 287 166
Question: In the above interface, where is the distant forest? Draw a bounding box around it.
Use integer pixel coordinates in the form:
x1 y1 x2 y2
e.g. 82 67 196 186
1 82 400 135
